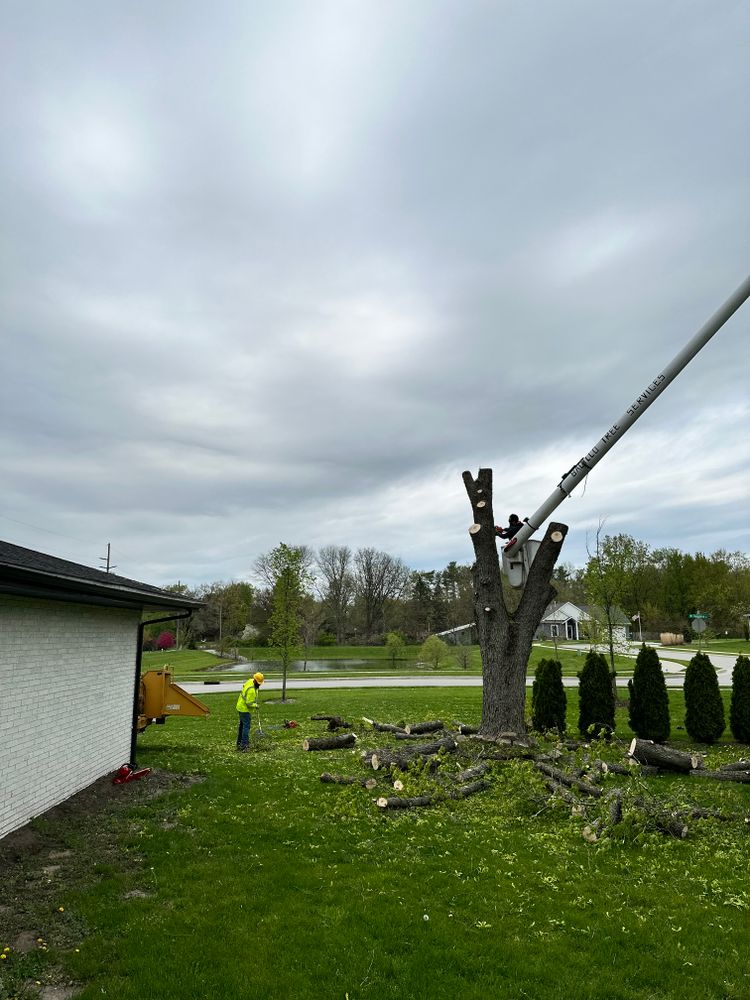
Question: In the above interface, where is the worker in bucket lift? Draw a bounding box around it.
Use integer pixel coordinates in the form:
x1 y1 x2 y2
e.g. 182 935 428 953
236 671 264 751
495 514 526 541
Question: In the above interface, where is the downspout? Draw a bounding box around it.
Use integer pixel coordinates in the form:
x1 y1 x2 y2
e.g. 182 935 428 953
129 610 194 768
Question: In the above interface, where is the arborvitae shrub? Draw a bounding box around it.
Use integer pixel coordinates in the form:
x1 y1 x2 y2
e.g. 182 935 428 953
628 644 670 742
532 658 567 733
577 651 615 738
684 651 725 744
729 654 750 744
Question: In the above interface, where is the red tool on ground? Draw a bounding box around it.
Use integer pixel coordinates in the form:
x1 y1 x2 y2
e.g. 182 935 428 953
112 764 152 785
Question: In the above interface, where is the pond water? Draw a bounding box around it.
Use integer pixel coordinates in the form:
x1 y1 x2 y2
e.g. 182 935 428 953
227 659 370 673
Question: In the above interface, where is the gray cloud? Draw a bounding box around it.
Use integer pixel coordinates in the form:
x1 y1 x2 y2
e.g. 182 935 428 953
1 1 748 587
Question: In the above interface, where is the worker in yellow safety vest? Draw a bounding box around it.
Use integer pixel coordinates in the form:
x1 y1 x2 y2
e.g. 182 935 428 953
236 672 264 751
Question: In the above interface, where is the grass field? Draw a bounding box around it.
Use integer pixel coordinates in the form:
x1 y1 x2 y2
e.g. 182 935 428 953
3 687 749 1000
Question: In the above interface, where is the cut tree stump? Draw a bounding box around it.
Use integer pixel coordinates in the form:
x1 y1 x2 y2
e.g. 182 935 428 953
303 733 357 751
404 720 445 735
628 738 705 773
320 773 377 789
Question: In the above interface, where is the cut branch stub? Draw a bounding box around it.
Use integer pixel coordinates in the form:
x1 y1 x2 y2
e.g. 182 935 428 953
469 523 482 534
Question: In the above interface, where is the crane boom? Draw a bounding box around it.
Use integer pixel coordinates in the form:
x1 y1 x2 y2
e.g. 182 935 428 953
506 273 750 556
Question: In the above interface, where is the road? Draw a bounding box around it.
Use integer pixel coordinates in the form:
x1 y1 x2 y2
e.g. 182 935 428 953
182 648 736 695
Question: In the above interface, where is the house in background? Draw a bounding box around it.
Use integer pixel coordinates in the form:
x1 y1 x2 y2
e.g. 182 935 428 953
0 539 201 841
536 601 631 644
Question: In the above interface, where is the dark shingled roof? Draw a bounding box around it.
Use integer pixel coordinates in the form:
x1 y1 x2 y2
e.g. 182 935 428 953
0 539 202 611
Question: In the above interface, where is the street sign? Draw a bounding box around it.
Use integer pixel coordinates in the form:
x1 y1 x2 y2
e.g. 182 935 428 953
689 613 709 620
691 618 707 634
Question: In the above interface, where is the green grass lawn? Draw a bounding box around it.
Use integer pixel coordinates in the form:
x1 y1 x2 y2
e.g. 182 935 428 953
4 687 749 1000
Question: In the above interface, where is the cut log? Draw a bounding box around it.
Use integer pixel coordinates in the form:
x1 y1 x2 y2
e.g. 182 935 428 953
303 733 357 751
689 769 750 783
320 773 377 789
405 720 445 735
535 761 603 798
311 714 352 731
719 760 750 772
394 732 427 741
607 789 623 825
454 722 479 735
362 718 407 734
543 779 581 806
370 737 458 771
453 762 490 783
591 760 632 777
628 738 704 773
376 779 489 809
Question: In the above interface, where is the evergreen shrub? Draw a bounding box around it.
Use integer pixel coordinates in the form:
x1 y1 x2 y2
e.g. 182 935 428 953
684 651 725 744
577 651 615 738
729 654 750 744
627 644 670 742
531 658 566 733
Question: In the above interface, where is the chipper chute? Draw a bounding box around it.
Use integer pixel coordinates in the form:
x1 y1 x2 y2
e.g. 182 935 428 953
138 668 210 733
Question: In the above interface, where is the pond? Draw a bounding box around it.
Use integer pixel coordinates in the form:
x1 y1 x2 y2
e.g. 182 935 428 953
227 659 371 673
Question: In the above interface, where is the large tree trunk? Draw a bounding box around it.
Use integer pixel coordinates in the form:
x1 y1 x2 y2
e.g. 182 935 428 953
462 468 568 739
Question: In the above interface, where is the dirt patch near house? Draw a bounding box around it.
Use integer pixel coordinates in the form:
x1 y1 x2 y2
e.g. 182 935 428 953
0 769 204 999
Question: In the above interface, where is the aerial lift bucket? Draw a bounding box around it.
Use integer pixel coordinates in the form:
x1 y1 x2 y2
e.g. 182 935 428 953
138 668 210 732
501 539 541 589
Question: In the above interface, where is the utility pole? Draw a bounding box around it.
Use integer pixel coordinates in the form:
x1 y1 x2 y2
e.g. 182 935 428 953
99 543 117 573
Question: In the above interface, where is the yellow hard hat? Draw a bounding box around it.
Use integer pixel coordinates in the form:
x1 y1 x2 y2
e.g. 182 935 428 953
253 672 265 685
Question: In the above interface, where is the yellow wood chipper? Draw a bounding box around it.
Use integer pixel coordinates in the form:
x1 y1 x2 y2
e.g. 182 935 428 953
138 668 210 732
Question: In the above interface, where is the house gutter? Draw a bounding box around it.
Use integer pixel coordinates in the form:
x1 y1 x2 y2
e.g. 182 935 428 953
130 610 194 768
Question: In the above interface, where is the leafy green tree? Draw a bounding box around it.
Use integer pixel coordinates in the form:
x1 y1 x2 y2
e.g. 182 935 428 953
627 644 670 742
729 655 750 744
531 658 566 733
265 543 311 702
384 632 406 668
419 634 450 671
684 651 725 744
577 651 615 738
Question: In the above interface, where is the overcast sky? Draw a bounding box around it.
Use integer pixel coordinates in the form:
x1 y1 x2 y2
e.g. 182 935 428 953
1 1 748 589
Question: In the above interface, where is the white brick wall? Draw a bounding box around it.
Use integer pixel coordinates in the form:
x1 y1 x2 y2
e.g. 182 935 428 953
0 596 141 840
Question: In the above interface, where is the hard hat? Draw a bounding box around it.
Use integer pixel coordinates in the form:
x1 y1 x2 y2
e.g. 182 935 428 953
253 672 265 685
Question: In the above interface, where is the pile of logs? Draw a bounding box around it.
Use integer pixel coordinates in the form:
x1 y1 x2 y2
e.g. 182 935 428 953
628 739 750 783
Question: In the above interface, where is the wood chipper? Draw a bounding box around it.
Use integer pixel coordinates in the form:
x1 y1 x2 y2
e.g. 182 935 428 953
138 667 210 733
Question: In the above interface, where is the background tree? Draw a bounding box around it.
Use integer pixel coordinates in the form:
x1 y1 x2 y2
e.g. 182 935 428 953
264 543 312 702
583 526 631 700
156 630 176 651
627 644 670 742
316 545 354 643
419 634 450 671
384 631 406 668
729 654 750 744
353 547 410 641
577 650 615 738
684 651 725 744
531 659 566 733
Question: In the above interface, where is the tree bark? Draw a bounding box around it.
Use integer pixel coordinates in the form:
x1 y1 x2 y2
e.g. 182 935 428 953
689 769 750 783
535 761 603 798
628 738 705 772
462 468 568 739
362 718 406 734
405 720 445 735
303 733 357 751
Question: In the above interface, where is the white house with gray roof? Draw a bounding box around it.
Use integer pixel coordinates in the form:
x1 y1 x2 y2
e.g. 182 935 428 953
0 540 201 841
